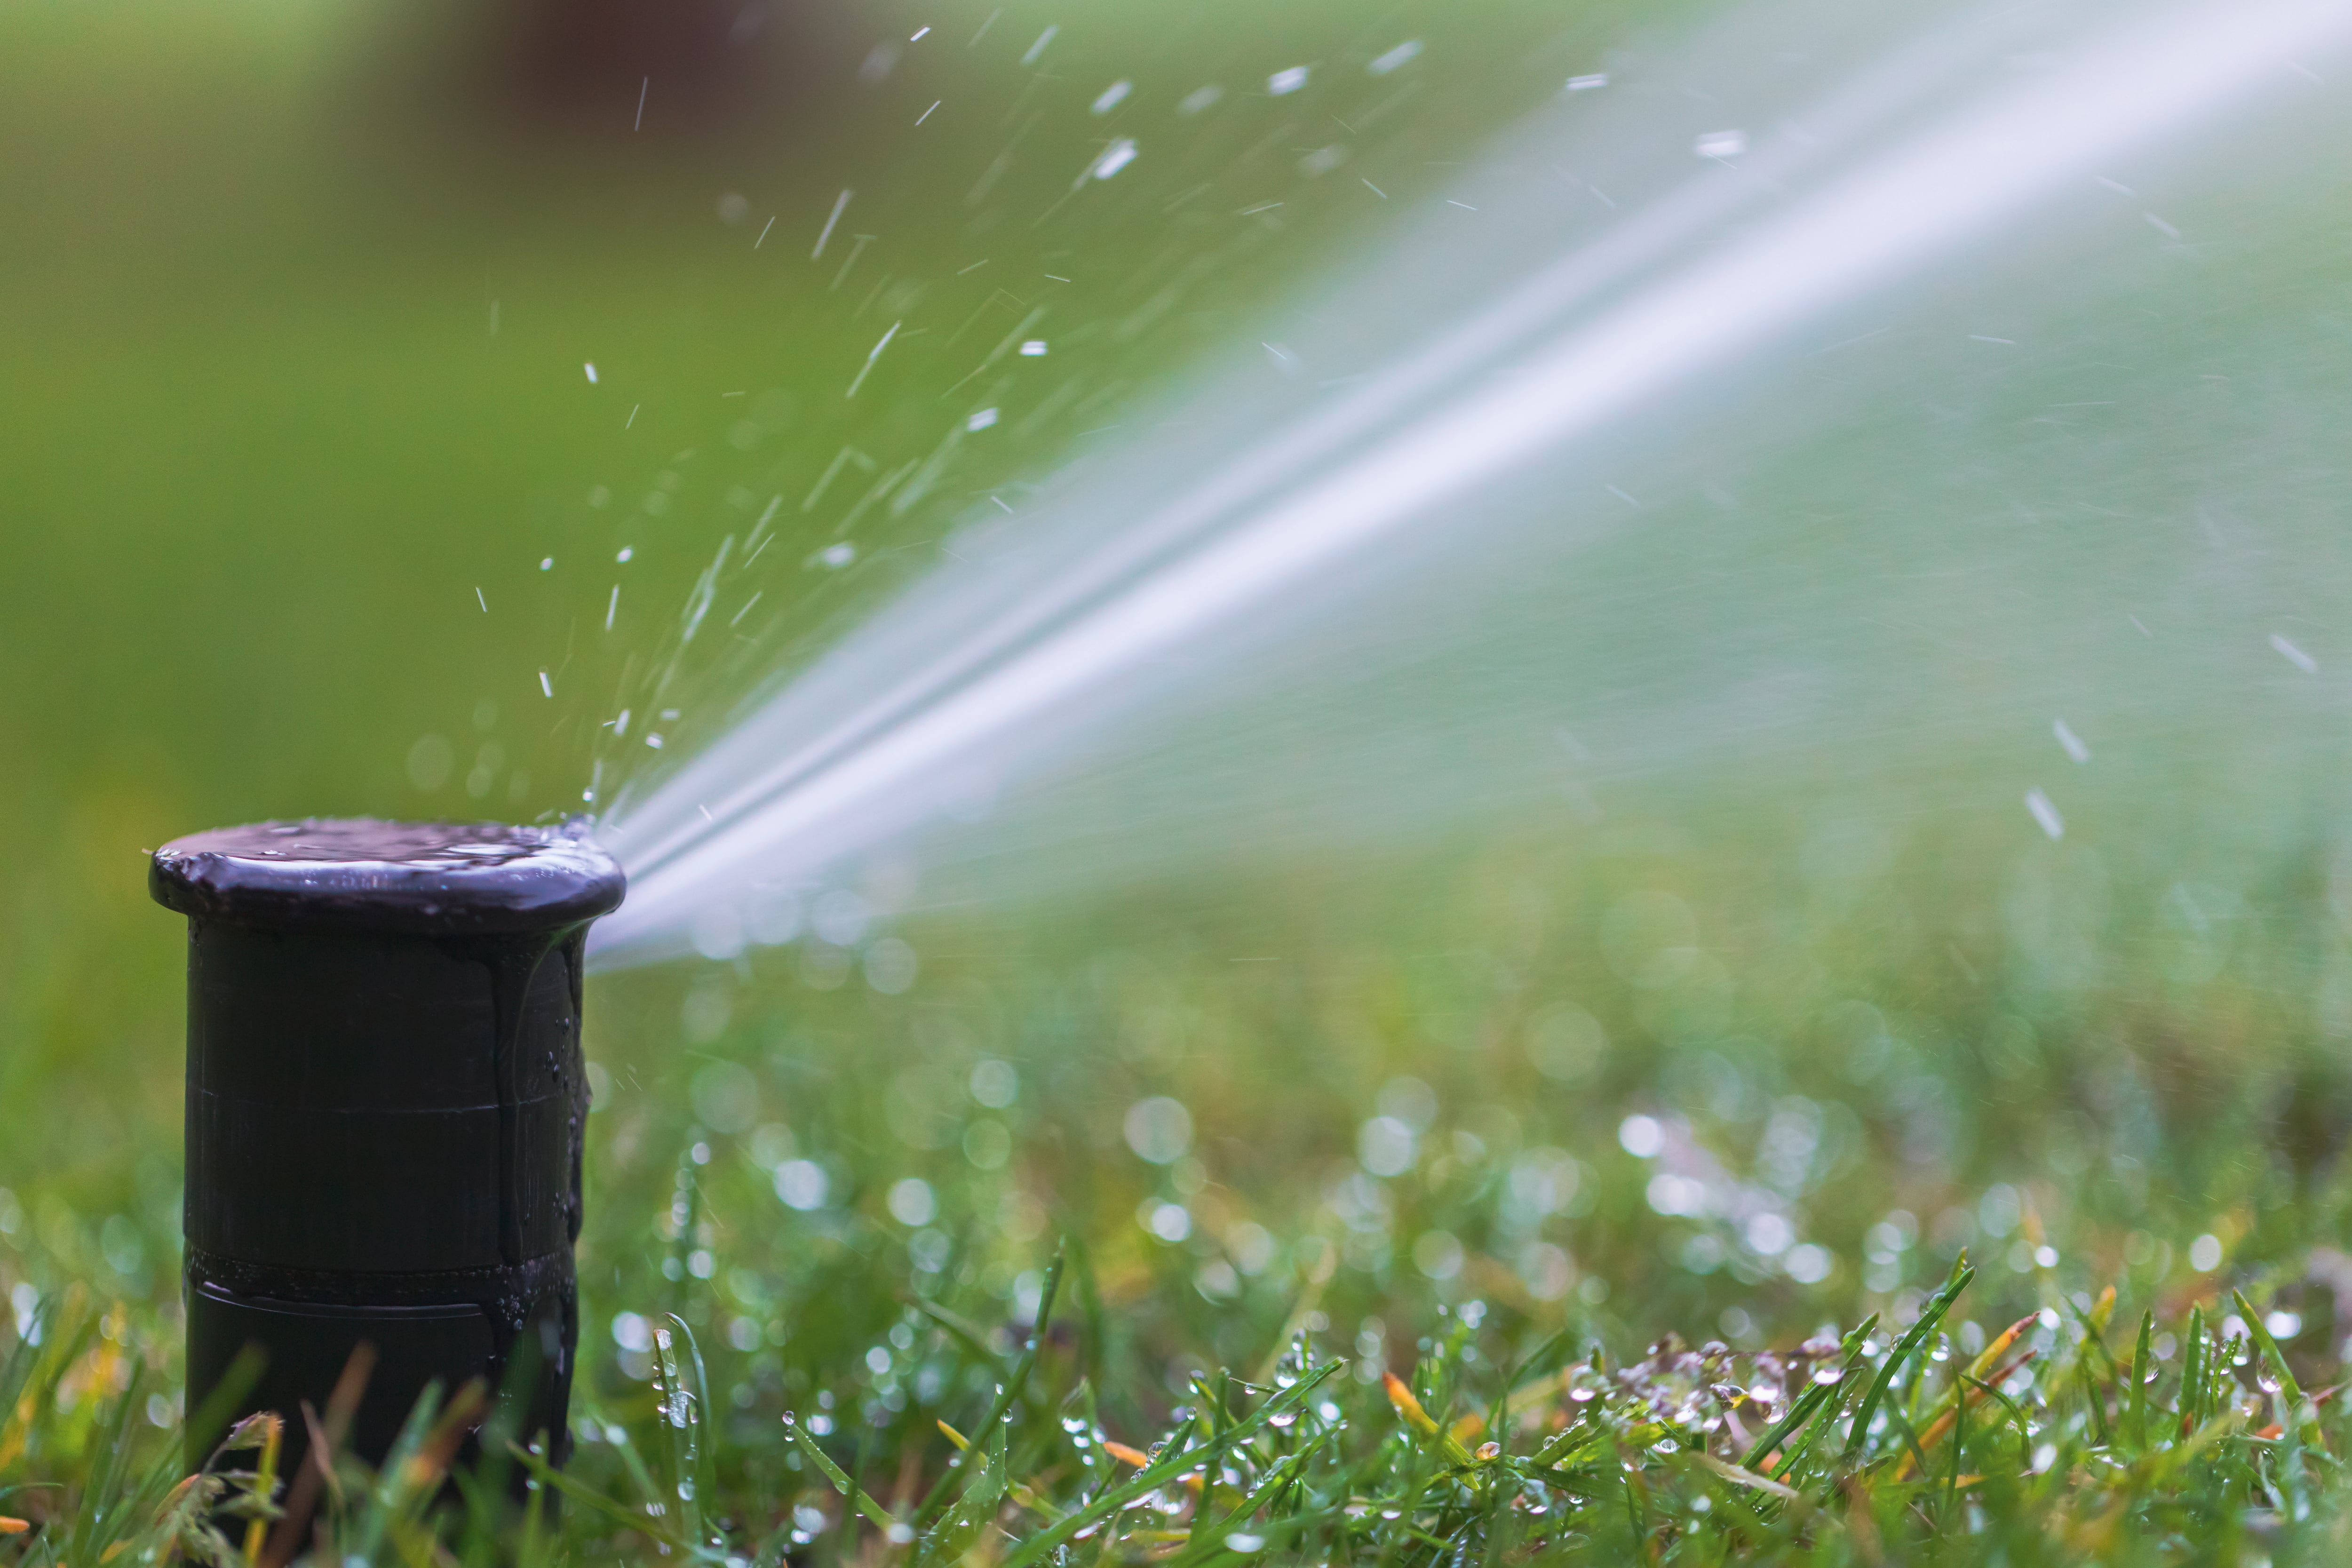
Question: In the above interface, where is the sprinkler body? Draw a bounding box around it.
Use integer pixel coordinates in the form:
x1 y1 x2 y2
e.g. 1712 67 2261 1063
150 820 623 1472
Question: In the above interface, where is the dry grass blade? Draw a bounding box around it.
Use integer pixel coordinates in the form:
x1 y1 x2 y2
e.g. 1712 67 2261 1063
258 1343 376 1568
1892 1349 2038 1482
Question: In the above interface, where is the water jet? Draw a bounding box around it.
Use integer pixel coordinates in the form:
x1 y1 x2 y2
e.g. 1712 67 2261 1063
592 0 2352 963
150 819 623 1473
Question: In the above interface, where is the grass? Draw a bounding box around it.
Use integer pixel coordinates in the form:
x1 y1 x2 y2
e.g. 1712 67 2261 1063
12 809 2352 1565
12 1216 2352 1564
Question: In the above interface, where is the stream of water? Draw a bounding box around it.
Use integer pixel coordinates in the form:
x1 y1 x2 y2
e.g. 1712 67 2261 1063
589 0 2352 967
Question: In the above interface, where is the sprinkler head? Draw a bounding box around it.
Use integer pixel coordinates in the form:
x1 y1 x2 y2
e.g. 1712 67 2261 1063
150 820 623 1475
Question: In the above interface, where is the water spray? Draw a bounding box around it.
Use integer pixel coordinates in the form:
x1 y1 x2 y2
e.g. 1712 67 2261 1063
150 820 623 1472
593 0 2352 963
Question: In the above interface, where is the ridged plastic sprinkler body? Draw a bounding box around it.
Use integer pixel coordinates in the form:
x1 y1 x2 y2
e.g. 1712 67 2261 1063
150 819 624 1472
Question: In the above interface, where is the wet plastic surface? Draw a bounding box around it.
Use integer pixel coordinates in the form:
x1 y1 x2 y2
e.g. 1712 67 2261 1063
154 819 621 1472
152 818 624 935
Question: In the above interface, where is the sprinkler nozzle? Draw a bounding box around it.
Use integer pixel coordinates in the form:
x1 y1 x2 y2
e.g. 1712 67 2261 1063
150 819 623 1475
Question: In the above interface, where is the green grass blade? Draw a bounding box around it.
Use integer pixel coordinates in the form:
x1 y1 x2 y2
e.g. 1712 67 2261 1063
994 1360 1345 1568
656 1314 714 1547
2180 1307 2207 1436
506 1440 689 1549
1494 1329 1574 1457
1843 1265 1974 1463
0 1296 56 1456
1964 1375 2033 1474
2233 1288 2324 1451
914 1242 1067 1528
345 1381 445 1564
2127 1310 2153 1450
74 1363 145 1558
1944 1356 1965 1526
1876 1399 1935 1488
781 1412 906 1537
1172 1434 1328 1566
575 1394 666 1514
1742 1314 1877 1472
918 1407 1008 1568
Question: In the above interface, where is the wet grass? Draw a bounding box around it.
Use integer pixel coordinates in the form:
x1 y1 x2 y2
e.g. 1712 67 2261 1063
12 807 2352 1564
11 1166 2352 1565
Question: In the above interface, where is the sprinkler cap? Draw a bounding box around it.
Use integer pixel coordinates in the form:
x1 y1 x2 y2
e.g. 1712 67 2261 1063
151 818 624 936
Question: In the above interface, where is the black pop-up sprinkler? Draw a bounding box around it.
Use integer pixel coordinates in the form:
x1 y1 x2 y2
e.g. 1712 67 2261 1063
150 820 624 1473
